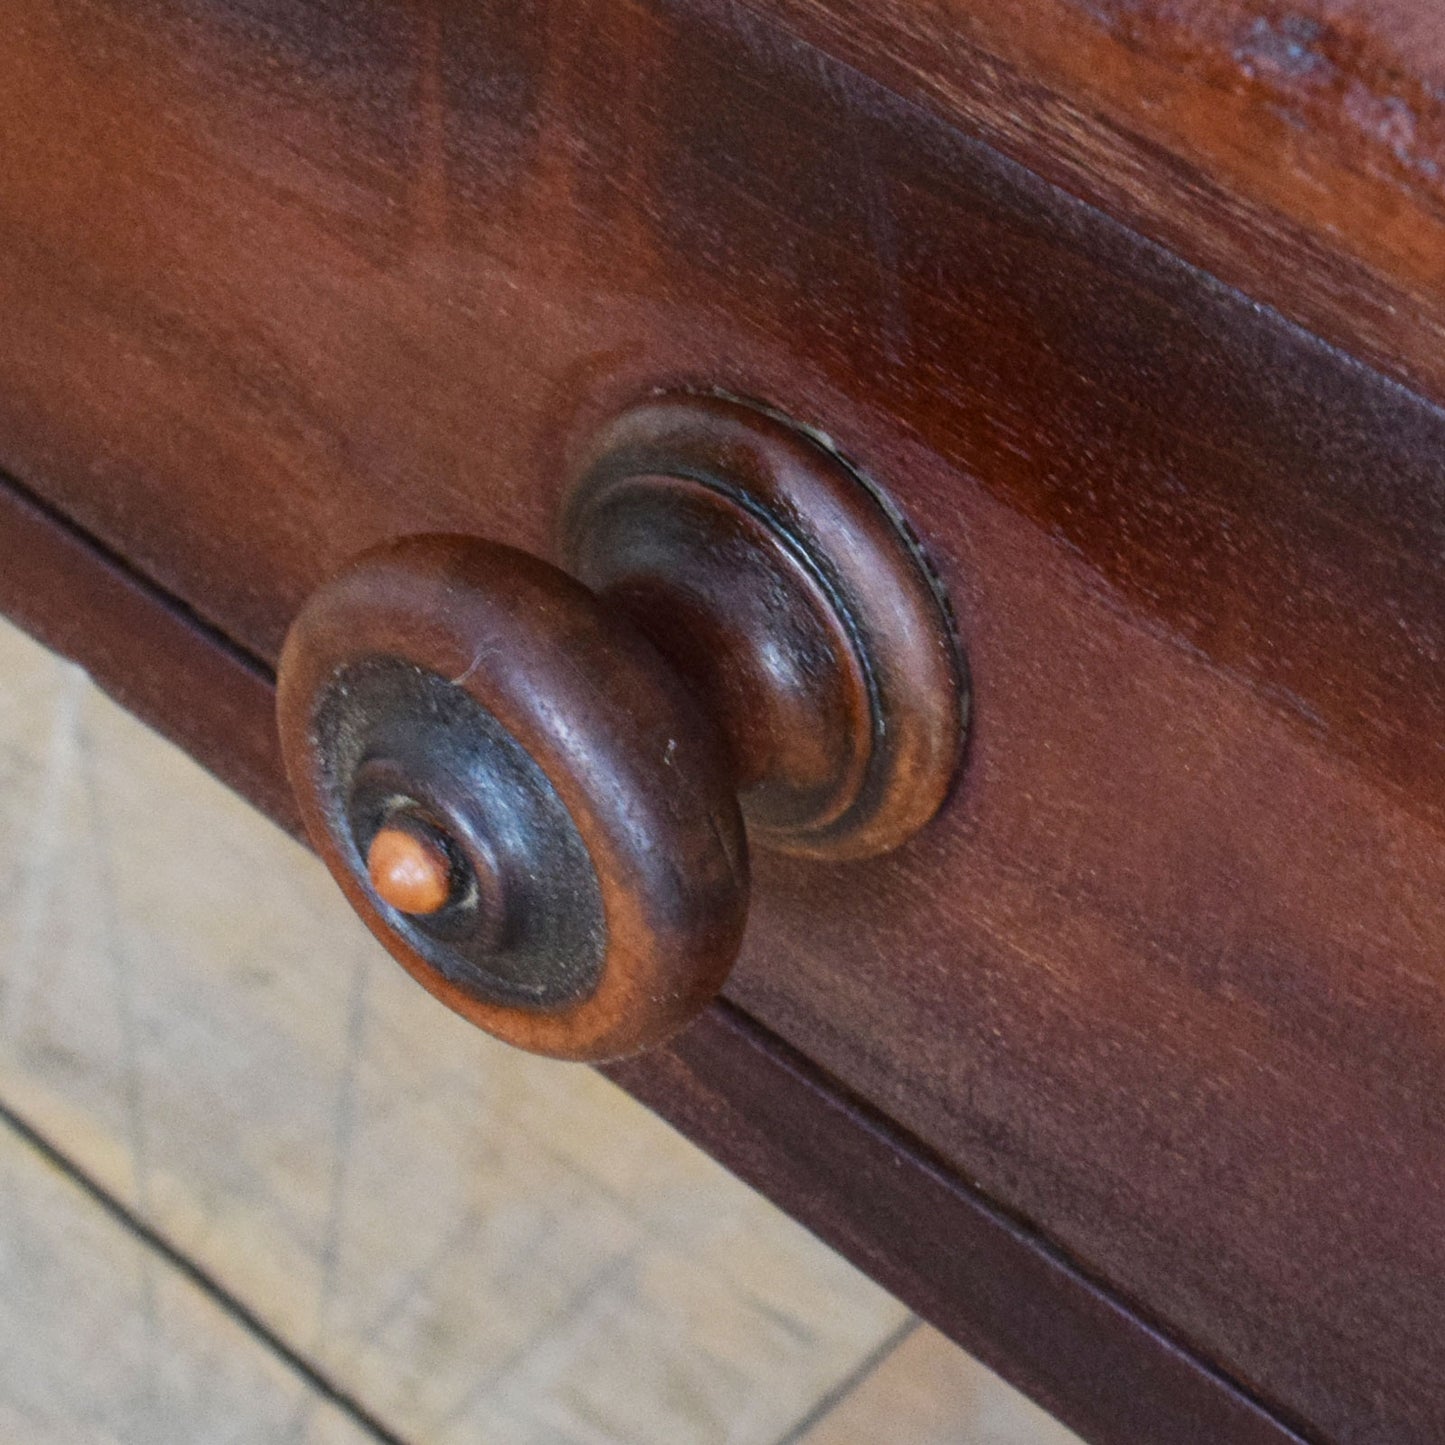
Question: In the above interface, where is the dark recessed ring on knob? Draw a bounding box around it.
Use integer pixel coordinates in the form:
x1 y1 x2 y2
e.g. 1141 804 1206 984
277 393 966 1061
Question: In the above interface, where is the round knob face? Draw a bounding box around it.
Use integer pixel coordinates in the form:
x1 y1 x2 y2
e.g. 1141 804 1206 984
277 537 749 1061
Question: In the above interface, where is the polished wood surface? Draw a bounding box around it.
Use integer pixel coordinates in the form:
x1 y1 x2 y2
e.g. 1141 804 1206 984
752 0 1445 406
0 1 1440 1441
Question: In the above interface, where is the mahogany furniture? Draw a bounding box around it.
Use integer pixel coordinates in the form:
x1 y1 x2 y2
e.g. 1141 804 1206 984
2 2 1442 1441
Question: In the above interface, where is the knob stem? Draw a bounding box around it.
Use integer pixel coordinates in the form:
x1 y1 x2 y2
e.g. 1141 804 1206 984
563 395 966 860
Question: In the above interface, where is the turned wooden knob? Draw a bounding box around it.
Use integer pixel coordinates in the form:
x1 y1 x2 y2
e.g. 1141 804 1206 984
277 395 965 1060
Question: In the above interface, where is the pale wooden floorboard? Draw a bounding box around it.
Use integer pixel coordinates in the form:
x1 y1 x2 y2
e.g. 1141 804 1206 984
796 1325 1083 1444
0 1110 377 1445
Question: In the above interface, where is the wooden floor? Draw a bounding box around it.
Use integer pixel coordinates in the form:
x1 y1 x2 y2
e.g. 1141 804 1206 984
0 618 1080 1444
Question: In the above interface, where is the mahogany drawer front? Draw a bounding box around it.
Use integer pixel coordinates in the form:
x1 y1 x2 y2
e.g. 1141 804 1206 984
1 3 1442 1443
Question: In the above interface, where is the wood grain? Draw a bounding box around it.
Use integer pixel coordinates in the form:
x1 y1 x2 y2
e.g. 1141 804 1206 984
0 1 1440 1441
744 0 1445 407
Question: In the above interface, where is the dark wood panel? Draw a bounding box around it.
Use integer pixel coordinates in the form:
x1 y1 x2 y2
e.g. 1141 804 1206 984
0 468 1305 1445
0 3 1442 1441
744 0 1445 408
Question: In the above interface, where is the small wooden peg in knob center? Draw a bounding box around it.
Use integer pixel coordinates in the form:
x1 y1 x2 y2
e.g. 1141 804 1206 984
367 825 453 916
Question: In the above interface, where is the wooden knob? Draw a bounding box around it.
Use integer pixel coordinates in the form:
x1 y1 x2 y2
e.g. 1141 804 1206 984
277 395 966 1060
